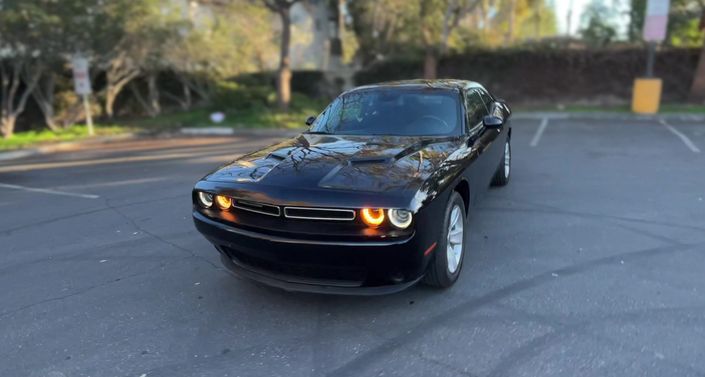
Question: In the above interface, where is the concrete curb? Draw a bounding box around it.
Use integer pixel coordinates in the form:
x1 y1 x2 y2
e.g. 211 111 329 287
179 127 304 137
0 128 305 162
0 133 139 162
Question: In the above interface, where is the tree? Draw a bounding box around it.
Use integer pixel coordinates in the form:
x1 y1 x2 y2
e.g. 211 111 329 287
263 0 301 111
348 0 419 64
679 0 705 100
99 0 184 118
420 0 481 79
628 0 647 42
580 0 618 47
0 1 52 138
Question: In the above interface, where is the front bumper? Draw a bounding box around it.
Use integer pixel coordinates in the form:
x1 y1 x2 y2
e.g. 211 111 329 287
193 211 436 295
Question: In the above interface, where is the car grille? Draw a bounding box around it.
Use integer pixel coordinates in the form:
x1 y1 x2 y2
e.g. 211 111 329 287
283 207 356 221
232 199 280 217
227 198 356 222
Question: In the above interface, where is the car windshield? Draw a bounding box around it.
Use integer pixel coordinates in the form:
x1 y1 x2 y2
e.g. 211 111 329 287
309 88 462 136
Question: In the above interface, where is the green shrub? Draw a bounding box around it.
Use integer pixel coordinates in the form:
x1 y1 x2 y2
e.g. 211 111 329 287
232 70 327 98
211 81 274 111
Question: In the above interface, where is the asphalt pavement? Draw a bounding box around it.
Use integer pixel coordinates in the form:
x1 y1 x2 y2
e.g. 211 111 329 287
1 116 705 377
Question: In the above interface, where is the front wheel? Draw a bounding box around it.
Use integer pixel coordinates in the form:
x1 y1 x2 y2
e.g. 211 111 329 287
491 138 511 187
423 192 467 288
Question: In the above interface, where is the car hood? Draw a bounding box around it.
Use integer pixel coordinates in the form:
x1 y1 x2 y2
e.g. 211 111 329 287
205 134 461 193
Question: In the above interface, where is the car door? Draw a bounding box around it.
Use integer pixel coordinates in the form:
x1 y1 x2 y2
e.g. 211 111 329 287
463 89 489 203
477 88 505 173
466 89 500 188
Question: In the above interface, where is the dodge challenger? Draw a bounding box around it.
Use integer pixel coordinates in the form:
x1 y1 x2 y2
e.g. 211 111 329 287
192 79 511 294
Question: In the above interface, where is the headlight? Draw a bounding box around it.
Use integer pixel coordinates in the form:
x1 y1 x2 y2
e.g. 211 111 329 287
360 208 385 227
388 209 412 229
214 195 232 210
197 192 213 208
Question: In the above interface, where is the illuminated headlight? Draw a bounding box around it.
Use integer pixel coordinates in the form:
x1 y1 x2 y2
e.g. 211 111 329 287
388 209 412 229
197 192 214 208
215 195 232 210
361 208 385 227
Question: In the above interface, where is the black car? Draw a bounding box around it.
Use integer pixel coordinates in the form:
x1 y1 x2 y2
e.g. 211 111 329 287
193 79 511 295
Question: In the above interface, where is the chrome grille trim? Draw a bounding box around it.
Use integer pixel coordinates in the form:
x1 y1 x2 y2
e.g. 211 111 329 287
283 207 356 221
232 199 281 217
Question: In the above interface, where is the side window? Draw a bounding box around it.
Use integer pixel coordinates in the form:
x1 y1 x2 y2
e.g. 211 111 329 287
465 90 487 128
478 90 494 112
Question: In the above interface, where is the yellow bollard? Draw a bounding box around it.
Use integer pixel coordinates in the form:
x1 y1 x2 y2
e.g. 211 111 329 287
632 78 662 114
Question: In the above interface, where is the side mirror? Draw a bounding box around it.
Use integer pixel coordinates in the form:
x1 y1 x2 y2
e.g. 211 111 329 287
305 116 316 126
483 115 503 129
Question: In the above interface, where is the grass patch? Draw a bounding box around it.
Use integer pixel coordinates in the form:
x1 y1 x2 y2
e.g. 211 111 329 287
126 96 328 131
0 124 131 151
659 104 705 113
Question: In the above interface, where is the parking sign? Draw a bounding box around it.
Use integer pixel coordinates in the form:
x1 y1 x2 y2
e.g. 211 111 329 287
643 0 670 42
72 56 92 95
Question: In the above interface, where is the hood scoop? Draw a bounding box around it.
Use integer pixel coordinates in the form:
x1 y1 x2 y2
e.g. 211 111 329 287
267 151 289 161
349 156 393 165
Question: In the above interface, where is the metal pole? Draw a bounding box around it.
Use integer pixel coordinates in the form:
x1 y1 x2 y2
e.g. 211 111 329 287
646 42 656 77
83 94 94 136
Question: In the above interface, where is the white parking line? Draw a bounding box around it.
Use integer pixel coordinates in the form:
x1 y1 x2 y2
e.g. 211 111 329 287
0 183 100 199
530 118 549 147
659 119 701 153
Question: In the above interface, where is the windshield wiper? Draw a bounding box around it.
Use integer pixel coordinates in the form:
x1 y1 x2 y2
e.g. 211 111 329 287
304 131 332 135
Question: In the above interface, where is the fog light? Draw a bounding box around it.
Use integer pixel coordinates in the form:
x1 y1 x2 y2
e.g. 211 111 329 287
361 208 385 227
197 192 213 208
215 195 232 210
388 209 412 229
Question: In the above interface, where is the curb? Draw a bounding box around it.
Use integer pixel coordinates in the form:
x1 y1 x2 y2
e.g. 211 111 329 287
0 128 304 162
0 133 139 162
179 127 304 137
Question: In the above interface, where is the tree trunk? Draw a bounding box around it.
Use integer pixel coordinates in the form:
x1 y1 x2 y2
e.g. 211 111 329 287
0 115 16 139
424 48 438 79
31 73 60 131
104 54 140 118
147 73 161 116
0 60 41 138
505 0 517 44
277 8 292 111
690 41 705 102
105 88 118 118
182 81 192 110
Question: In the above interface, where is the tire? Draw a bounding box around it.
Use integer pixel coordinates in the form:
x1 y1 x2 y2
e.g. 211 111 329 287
491 138 511 187
423 191 467 288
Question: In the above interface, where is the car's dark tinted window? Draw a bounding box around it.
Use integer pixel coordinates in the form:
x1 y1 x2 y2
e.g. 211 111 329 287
310 88 461 136
465 90 487 127
478 89 494 111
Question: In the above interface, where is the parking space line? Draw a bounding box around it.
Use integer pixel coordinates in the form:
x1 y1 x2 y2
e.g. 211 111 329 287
0 183 100 199
529 118 549 147
659 119 701 153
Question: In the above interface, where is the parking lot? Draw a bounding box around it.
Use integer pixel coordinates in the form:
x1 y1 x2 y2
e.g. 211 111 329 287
1 116 705 377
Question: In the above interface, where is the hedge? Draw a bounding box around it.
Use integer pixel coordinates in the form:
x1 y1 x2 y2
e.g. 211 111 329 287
354 48 701 103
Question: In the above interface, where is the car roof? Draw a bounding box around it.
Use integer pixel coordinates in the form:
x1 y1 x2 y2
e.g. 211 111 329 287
344 79 485 95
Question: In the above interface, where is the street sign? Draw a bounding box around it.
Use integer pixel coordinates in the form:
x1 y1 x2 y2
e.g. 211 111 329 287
71 55 94 136
71 56 92 95
643 0 670 42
